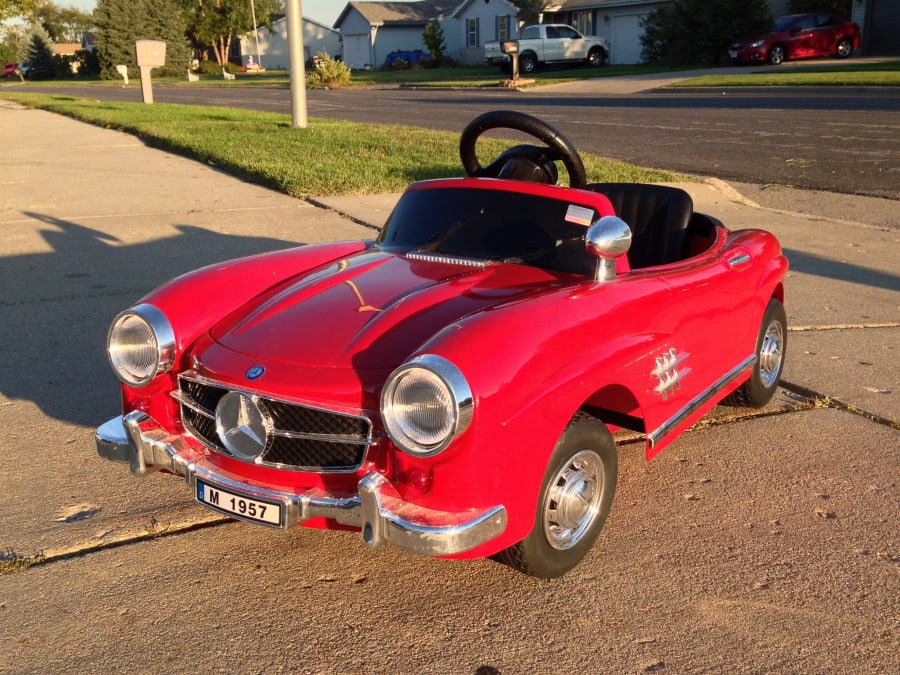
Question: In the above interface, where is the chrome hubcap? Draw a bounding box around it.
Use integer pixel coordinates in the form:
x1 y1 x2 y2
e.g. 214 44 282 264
759 319 784 388
543 449 605 550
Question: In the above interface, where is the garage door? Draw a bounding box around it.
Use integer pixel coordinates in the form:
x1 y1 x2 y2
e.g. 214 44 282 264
343 35 371 70
611 14 646 65
866 0 900 55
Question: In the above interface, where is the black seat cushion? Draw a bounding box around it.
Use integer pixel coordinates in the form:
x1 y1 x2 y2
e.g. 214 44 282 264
585 183 694 268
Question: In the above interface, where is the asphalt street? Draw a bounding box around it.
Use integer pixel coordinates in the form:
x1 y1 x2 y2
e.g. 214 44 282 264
0 89 897 673
4 73 899 200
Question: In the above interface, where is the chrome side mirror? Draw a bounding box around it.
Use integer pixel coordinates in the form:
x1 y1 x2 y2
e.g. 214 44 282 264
585 216 632 282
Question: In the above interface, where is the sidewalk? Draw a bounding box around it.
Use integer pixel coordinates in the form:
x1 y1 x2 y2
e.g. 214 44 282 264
1 99 897 673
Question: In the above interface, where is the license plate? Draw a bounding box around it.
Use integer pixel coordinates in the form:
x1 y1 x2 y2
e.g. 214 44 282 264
196 480 283 527
729 50 738 58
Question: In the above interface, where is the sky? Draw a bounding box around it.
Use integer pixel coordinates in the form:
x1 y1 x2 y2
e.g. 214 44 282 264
61 0 359 28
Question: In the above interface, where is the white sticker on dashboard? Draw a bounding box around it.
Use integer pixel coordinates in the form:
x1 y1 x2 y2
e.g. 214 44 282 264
565 205 594 226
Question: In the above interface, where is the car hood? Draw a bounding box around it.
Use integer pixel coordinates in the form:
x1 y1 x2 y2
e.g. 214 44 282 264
208 248 562 370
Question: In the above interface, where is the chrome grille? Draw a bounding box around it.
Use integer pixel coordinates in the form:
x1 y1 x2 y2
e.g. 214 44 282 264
175 373 371 472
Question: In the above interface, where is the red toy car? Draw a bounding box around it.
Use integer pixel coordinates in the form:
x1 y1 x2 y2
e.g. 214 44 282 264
97 111 788 577
729 13 860 65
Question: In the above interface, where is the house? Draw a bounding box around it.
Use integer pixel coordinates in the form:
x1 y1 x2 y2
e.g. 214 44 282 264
335 1 458 69
238 15 342 69
451 0 520 66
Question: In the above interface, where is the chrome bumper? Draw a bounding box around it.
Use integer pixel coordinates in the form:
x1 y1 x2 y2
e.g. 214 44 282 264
96 412 507 557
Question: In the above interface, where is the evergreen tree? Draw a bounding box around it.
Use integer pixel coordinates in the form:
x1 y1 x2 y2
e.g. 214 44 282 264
95 0 191 80
641 0 771 66
422 21 446 64
19 21 56 79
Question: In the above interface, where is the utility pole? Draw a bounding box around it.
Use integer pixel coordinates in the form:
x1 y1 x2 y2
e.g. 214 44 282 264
285 0 308 129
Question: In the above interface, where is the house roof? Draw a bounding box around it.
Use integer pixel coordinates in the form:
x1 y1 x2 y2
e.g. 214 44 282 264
335 1 459 29
553 0 667 10
53 43 81 56
451 0 519 20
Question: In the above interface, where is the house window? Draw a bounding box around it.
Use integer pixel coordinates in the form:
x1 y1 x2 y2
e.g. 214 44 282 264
467 17 480 47
575 11 593 36
496 15 510 41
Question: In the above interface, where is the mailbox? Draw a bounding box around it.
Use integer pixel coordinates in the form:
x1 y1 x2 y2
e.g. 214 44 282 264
501 40 521 81
134 40 166 104
501 40 519 55
135 40 166 68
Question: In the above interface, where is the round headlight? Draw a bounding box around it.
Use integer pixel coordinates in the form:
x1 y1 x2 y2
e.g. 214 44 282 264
381 355 473 456
107 304 175 387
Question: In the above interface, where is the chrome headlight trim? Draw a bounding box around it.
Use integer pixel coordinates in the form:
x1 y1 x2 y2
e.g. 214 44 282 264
381 354 473 457
107 303 176 387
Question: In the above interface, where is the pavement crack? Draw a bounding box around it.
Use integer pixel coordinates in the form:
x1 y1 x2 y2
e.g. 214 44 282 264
780 380 899 430
0 514 231 575
789 322 900 331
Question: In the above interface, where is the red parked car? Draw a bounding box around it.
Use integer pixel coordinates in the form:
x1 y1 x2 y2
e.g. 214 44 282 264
96 111 788 577
729 13 860 65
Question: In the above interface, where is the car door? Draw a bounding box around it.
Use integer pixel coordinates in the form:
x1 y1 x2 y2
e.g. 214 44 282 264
812 14 838 57
630 244 762 457
790 15 819 58
557 26 583 61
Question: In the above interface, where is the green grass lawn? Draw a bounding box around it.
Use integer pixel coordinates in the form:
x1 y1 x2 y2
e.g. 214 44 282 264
673 60 900 87
3 93 689 197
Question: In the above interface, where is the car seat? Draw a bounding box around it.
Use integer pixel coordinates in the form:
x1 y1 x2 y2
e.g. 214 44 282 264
585 183 694 268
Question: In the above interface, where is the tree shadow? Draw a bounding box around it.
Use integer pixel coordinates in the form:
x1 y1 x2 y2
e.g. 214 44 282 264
0 212 308 427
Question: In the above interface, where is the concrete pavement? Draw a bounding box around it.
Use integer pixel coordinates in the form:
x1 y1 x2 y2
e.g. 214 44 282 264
0 99 897 673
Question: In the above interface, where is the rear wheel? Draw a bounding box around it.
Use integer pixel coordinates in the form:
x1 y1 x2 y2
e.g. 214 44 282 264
835 38 853 58
496 418 617 578
519 53 538 74
768 45 786 65
725 298 787 408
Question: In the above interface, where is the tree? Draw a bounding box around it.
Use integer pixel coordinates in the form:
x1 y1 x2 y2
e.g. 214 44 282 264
19 21 56 79
180 0 279 67
0 0 37 23
31 0 94 43
510 0 547 26
422 21 446 63
640 0 771 66
789 0 852 17
94 0 192 79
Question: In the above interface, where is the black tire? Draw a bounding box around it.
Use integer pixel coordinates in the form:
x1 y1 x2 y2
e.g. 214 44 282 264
724 298 787 408
835 38 853 58
519 53 538 74
586 48 607 67
496 418 617 578
768 45 786 65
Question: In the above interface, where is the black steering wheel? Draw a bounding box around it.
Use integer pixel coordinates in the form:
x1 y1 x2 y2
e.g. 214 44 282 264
459 110 587 188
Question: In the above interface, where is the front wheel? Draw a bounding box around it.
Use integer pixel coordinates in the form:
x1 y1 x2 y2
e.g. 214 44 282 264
586 48 607 67
496 418 617 578
725 298 787 408
768 45 786 65
835 38 853 58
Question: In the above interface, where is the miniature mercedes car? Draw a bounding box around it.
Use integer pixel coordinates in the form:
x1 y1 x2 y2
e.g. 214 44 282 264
96 111 788 577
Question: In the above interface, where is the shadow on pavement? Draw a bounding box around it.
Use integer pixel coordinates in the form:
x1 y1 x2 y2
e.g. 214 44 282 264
0 211 305 427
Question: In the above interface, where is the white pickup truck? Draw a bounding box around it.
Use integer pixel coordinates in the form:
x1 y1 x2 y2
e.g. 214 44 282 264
484 24 609 74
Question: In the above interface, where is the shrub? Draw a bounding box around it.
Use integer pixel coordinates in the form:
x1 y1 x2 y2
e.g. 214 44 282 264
640 0 771 66
306 52 351 88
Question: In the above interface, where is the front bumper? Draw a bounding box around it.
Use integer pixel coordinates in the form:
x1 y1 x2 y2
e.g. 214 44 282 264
96 412 507 557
